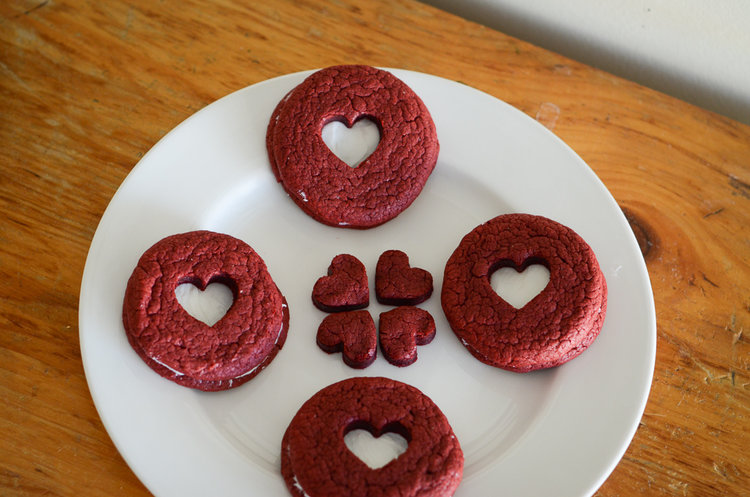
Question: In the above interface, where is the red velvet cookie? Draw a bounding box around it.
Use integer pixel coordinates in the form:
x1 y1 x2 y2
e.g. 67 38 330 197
122 230 289 391
375 249 433 305
379 306 436 367
267 65 439 229
312 254 369 312
316 310 377 369
441 214 607 372
281 377 463 497
266 88 293 182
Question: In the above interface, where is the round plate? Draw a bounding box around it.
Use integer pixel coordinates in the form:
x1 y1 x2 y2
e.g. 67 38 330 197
79 69 656 497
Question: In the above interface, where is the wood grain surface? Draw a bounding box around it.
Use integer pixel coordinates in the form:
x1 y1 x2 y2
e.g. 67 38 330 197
1 0 748 496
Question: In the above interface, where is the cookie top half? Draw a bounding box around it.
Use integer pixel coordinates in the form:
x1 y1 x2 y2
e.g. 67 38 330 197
441 214 607 372
282 376 463 497
267 65 439 229
122 230 288 390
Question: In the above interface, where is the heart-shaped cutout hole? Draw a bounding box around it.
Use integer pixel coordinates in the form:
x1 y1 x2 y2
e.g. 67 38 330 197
490 262 550 309
175 278 234 326
344 423 409 469
321 117 380 167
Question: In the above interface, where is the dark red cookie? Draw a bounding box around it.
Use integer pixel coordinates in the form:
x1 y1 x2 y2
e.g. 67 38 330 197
379 306 436 367
122 230 289 391
281 377 463 497
375 249 433 305
312 254 369 312
316 310 377 369
267 65 439 229
441 213 607 373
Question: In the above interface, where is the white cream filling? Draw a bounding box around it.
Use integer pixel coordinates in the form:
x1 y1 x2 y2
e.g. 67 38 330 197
152 303 287 385
151 356 185 377
292 475 311 497
286 444 312 497
226 302 287 382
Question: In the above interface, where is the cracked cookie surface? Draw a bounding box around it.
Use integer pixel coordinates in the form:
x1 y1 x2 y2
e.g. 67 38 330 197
281 377 463 497
122 230 288 391
441 213 607 372
378 306 436 367
267 65 438 229
375 249 433 305
312 253 369 312
316 310 377 369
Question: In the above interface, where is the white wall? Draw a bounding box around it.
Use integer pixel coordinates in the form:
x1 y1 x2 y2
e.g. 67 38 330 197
421 0 750 124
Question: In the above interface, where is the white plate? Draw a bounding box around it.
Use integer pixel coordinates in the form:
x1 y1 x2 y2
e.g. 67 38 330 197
79 69 656 497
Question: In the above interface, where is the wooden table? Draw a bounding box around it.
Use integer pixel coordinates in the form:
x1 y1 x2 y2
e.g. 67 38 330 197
2 1 748 495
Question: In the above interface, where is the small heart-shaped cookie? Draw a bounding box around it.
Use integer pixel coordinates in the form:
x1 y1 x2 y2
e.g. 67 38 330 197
316 310 377 369
379 306 436 367
312 254 369 312
375 250 433 305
